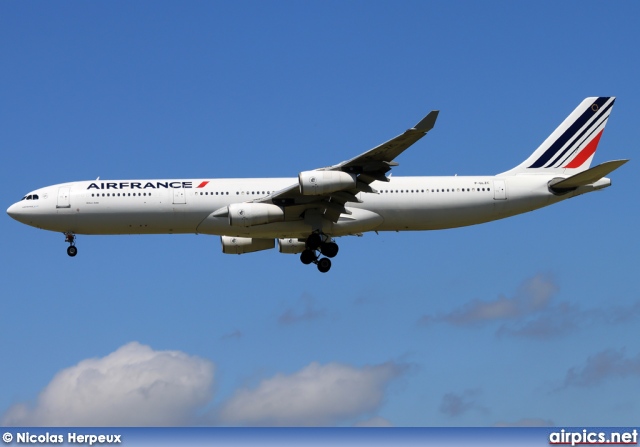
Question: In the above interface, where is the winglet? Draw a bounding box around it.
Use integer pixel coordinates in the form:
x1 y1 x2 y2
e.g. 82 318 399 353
414 110 439 133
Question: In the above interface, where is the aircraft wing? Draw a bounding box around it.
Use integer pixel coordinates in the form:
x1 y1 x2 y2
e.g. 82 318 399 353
331 110 440 184
255 110 439 222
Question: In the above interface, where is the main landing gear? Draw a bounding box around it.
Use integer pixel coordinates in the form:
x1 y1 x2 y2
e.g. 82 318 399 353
299 232 339 273
65 232 77 257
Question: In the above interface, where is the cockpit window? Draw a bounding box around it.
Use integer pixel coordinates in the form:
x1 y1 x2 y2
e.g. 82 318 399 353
26 195 32 200
32 194 39 200
21 194 39 201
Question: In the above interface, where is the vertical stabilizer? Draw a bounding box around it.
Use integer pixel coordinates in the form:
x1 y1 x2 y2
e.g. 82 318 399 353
500 97 615 176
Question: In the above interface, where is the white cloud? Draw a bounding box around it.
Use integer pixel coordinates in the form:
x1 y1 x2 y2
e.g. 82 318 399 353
217 361 406 426
439 389 487 418
278 294 327 326
2 342 215 426
353 416 393 427
500 300 640 340
562 349 640 388
2 343 406 427
420 275 640 339
420 275 557 327
220 330 243 341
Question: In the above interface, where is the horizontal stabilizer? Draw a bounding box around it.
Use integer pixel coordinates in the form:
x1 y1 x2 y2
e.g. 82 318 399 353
549 159 628 192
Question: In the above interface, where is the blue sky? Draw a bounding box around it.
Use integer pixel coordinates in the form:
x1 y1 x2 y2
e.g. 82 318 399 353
1 1 638 427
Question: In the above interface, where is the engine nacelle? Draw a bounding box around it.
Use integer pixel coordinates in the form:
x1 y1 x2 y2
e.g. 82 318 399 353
228 203 284 227
220 236 275 254
298 170 357 195
278 238 307 254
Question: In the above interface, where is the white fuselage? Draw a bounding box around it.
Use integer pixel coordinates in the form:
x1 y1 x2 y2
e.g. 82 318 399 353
6 174 610 239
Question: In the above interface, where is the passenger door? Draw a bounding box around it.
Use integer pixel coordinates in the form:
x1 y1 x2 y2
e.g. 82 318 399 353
56 187 71 208
173 187 186 204
493 180 507 200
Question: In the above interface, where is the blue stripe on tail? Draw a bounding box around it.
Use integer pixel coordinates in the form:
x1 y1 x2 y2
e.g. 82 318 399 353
528 97 611 168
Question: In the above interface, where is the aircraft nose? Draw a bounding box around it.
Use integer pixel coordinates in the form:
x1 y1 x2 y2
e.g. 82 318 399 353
7 202 24 221
7 203 18 219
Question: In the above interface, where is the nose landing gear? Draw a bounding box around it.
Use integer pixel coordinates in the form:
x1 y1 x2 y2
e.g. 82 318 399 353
65 232 77 257
299 232 338 273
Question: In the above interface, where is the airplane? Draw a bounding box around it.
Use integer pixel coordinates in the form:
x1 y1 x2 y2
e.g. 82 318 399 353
6 97 628 273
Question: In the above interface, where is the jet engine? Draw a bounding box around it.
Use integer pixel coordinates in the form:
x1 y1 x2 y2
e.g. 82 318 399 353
220 236 275 254
228 203 284 227
298 170 357 195
278 238 307 254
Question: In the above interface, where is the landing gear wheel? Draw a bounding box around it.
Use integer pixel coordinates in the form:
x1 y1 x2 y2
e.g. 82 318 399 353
320 242 339 258
306 233 323 251
300 249 317 265
317 257 331 273
64 233 77 257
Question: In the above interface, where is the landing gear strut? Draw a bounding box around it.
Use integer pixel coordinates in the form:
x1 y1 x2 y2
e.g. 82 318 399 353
65 233 77 257
299 232 338 273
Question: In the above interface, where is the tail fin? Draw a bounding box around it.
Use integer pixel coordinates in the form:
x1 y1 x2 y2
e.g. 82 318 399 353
500 97 615 176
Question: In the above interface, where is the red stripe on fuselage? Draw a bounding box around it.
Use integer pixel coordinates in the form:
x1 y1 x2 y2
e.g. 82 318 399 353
564 129 604 169
196 181 210 188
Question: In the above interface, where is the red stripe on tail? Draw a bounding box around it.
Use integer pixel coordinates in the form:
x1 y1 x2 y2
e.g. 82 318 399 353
564 129 604 169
